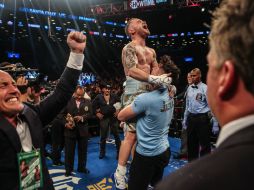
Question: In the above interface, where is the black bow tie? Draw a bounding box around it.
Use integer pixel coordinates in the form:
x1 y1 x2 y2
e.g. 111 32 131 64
191 85 198 89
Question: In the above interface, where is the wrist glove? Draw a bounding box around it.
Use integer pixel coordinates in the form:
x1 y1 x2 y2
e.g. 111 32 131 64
148 74 172 86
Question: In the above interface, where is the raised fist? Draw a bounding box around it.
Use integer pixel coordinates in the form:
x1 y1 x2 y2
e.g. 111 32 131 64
67 31 87 54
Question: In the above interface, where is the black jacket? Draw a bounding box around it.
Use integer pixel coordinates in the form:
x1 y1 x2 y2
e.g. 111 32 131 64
156 124 254 190
92 93 120 117
63 97 92 138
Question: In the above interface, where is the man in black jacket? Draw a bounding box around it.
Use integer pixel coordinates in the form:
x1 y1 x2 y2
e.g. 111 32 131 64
64 86 92 176
92 84 121 159
0 31 86 190
156 0 254 189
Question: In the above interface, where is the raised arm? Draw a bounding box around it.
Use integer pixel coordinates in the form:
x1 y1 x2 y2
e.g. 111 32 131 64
123 44 172 86
35 31 86 125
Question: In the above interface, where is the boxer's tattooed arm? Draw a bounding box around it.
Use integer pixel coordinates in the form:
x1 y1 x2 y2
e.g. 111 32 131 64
124 44 138 69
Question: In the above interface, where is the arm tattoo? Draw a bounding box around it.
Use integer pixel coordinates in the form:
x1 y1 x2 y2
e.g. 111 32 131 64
151 50 159 75
124 45 138 69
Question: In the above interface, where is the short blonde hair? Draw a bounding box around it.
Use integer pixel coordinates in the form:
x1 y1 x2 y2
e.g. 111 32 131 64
124 18 138 37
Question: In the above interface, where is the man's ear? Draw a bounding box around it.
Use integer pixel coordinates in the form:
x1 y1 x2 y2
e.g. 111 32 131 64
218 61 238 100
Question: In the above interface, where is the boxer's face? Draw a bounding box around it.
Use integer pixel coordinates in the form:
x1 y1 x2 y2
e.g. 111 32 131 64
129 18 150 37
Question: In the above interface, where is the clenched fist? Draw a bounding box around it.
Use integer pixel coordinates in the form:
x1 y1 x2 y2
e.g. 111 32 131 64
67 31 87 54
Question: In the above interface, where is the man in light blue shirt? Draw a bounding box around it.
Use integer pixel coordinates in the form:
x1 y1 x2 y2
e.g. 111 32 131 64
133 86 174 157
182 68 217 161
117 56 180 190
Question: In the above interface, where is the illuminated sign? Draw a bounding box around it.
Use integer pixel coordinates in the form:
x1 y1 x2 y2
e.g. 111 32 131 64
167 33 178 37
156 0 167 3
194 31 204 35
19 7 59 17
184 57 193 62
7 52 20 59
105 21 125 27
129 0 155 9
2 5 125 27
67 28 75 32
79 16 95 22
28 23 40 28
55 26 62 31
116 35 124 38
18 7 96 23
148 35 158 39
128 0 168 9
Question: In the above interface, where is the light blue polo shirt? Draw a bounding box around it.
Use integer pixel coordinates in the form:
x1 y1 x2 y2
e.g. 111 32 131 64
131 88 174 156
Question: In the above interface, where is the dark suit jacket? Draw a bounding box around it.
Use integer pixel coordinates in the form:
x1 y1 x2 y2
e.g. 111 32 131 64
92 93 120 117
64 97 92 138
0 67 80 190
155 124 254 190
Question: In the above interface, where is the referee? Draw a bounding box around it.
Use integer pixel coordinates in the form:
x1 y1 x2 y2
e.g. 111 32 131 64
183 68 213 161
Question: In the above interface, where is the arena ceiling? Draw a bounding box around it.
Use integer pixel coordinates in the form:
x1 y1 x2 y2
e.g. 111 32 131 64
0 0 219 82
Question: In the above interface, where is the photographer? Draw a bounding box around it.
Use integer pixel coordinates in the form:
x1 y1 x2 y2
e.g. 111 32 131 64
16 76 41 104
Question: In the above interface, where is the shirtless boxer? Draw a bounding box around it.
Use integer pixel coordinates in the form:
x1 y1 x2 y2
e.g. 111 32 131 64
112 18 172 190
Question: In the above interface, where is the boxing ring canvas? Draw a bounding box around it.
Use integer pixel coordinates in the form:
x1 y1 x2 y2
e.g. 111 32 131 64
47 135 186 190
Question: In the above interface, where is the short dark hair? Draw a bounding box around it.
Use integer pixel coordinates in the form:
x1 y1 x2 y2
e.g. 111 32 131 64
75 85 84 92
100 83 111 89
159 55 180 85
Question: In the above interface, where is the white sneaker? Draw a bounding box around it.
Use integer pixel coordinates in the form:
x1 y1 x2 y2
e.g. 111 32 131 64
111 172 127 190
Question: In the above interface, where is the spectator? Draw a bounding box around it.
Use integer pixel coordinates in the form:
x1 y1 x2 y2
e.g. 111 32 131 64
92 84 121 160
0 31 86 189
63 86 92 176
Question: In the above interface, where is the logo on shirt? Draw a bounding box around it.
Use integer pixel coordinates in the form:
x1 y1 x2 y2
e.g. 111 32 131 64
84 106 89 111
160 100 173 112
195 93 203 101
